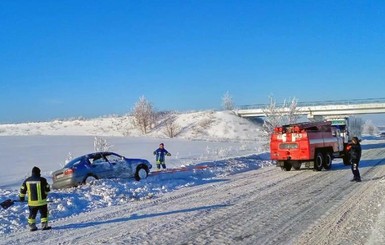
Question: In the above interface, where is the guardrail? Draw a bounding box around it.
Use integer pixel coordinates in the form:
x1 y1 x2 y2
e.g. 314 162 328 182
238 97 385 110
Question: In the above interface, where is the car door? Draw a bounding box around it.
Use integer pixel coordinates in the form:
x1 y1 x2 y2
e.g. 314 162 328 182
89 153 114 178
105 153 132 178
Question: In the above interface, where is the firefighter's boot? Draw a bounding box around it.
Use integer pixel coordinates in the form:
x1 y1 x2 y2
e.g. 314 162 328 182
41 222 52 230
29 223 38 231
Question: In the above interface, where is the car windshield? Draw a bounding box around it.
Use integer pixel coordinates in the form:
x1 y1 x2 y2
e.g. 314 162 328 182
64 156 83 168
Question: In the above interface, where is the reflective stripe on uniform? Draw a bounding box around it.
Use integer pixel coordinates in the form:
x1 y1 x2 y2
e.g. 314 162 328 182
26 181 47 206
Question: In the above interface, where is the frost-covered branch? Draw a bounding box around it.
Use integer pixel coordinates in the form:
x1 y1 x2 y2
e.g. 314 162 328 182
94 137 113 152
131 96 156 134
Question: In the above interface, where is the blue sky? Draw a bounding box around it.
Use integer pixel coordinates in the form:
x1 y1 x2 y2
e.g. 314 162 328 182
0 0 384 123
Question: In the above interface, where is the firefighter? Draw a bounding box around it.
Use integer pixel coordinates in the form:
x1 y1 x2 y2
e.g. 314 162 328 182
153 143 171 170
347 137 362 182
19 166 51 231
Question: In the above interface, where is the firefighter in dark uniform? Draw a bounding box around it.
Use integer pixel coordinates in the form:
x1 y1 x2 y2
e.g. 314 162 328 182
19 166 51 231
347 137 362 182
153 143 171 170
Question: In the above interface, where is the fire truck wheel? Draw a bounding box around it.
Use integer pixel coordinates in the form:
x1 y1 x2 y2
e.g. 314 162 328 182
314 152 323 171
282 162 292 171
292 162 301 170
323 152 332 170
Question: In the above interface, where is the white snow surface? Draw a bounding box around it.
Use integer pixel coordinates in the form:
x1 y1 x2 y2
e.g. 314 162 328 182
1 111 385 244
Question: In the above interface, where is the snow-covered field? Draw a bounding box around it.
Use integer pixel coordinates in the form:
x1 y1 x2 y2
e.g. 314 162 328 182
1 111 385 244
0 111 268 234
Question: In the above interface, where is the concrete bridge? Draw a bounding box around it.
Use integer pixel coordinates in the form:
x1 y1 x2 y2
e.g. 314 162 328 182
235 98 385 119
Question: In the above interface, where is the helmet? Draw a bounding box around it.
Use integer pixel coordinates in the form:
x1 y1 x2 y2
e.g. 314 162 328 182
32 166 41 176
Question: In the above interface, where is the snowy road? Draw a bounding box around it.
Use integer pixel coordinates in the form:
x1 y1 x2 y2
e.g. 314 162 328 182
3 141 385 245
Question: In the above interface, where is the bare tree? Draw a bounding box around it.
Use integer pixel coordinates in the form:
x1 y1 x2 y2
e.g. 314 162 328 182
60 152 73 167
222 91 234 110
93 136 113 152
262 96 283 135
163 114 181 138
286 97 301 124
262 96 300 135
65 152 73 164
349 116 364 138
362 120 379 136
132 96 156 134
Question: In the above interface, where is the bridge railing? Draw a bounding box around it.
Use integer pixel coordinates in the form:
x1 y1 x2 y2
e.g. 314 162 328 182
237 97 385 110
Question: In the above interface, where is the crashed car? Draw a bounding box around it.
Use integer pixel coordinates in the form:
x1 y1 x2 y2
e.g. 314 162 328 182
52 151 152 189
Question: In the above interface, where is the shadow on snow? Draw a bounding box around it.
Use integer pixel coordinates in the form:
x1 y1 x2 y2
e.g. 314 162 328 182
53 204 230 230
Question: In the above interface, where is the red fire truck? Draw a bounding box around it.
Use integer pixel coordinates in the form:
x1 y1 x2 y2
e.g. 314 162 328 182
270 120 350 171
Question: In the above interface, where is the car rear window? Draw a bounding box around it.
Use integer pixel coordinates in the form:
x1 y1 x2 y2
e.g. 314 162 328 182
64 157 83 168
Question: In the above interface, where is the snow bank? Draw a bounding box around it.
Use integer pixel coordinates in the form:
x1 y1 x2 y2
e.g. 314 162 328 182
0 153 272 235
0 111 265 142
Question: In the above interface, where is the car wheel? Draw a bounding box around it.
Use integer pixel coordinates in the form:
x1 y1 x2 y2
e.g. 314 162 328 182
135 165 148 181
83 175 97 185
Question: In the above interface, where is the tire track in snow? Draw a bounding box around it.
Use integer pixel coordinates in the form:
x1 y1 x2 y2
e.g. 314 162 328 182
3 145 385 245
44 167 302 244
175 167 356 244
164 147 385 244
294 148 385 245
